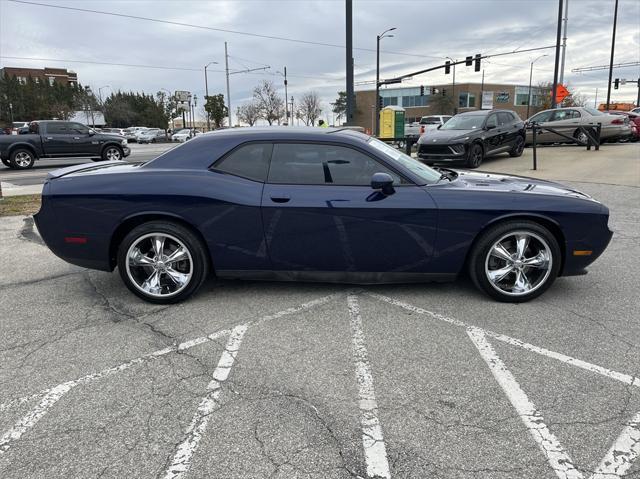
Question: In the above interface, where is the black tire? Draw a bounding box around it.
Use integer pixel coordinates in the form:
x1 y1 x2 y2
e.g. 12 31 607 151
573 129 589 145
465 143 484 168
117 221 210 304
1 158 12 168
9 148 35 169
509 135 525 157
468 220 561 303
102 145 124 162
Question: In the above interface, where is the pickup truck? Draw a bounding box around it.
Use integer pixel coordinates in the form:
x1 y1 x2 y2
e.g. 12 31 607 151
0 120 130 170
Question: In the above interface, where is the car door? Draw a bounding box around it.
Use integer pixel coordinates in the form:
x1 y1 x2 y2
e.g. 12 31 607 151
483 113 503 154
527 110 555 143
41 122 77 156
68 122 98 155
261 142 438 276
498 112 518 149
548 109 580 143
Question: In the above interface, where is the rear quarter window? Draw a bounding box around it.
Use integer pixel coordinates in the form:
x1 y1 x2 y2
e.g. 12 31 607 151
212 142 272 182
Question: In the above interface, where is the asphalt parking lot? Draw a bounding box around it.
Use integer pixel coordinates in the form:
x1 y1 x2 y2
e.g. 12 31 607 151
0 144 639 478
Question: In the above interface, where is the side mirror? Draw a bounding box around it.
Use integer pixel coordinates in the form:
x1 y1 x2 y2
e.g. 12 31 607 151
88 129 95 136
485 124 496 130
371 172 395 196
437 124 442 129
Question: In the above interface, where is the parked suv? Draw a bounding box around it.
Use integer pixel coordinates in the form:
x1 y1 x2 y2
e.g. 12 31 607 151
0 120 130 169
417 110 525 168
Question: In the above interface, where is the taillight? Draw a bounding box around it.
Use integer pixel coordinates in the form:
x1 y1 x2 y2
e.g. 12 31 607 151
420 125 425 134
611 118 624 125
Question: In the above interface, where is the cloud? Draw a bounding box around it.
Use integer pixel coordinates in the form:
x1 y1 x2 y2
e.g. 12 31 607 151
1 0 638 121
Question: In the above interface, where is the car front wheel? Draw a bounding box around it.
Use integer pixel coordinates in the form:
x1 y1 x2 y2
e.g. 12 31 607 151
469 221 561 302
102 145 123 161
9 149 35 169
117 221 210 304
509 136 525 157
466 143 484 168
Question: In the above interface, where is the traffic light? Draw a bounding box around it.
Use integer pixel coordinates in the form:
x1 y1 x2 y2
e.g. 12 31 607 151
420 85 424 96
378 96 383 109
441 88 447 97
445 61 451 74
474 54 481 72
614 78 619 89
465 56 473 66
430 87 436 95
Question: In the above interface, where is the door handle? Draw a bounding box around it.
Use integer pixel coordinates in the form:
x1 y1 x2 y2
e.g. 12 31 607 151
270 196 290 203
73 137 80 140
45 137 53 141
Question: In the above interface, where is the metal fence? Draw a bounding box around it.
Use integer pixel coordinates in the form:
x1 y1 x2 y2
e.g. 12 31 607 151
530 122 602 170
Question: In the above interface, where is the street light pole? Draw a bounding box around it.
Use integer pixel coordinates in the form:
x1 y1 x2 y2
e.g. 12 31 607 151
605 0 619 110
446 57 456 114
527 54 548 119
204 61 218 131
225 42 232 127
375 27 396 136
283 67 289 125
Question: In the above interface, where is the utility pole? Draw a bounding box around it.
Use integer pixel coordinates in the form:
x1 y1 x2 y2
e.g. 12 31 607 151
606 0 619 110
559 0 569 85
637 78 640 107
283 67 289 125
345 0 354 125
480 69 485 104
594 88 598 108
551 0 564 108
452 61 456 114
225 42 232 127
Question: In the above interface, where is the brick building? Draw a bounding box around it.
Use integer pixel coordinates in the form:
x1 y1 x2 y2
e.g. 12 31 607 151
354 83 547 132
0 66 78 86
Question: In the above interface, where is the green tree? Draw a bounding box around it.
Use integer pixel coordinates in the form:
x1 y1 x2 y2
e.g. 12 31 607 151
332 91 347 124
103 91 168 129
204 94 227 128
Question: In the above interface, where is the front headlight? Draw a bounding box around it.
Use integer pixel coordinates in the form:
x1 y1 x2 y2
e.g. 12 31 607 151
121 139 128 145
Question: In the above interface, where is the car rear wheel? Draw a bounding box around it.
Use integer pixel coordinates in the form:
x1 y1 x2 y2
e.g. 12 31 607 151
509 135 525 157
117 221 209 304
468 220 561 302
465 143 483 168
9 149 35 169
102 145 123 162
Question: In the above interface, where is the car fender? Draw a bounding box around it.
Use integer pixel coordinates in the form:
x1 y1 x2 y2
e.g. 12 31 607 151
7 141 40 159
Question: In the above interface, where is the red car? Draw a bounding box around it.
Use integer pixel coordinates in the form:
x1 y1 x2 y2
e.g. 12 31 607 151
603 111 639 142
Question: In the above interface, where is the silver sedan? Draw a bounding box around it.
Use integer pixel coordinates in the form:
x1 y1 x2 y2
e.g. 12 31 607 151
525 107 631 144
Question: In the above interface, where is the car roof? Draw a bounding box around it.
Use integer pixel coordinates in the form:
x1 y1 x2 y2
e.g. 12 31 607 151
198 126 369 142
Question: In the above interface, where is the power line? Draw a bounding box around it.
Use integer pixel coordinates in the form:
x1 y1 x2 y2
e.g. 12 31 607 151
8 0 444 60
0 55 225 73
572 61 640 72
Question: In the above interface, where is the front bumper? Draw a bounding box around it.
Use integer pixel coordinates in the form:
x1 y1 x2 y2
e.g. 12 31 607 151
417 143 467 162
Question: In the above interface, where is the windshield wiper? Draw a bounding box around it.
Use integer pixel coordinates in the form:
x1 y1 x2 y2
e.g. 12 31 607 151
434 167 457 182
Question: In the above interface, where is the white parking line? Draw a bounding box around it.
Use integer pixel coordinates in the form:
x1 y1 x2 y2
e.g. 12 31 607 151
0 293 339 454
162 324 247 479
367 292 640 389
591 410 640 479
347 294 391 479
467 328 582 479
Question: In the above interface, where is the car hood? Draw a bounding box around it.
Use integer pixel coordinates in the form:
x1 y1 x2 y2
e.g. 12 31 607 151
96 133 125 141
451 170 595 200
419 129 477 143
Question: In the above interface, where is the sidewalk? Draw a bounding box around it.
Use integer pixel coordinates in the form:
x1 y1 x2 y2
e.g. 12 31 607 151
0 182 42 197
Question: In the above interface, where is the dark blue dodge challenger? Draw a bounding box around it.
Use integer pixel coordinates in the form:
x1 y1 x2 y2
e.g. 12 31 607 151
34 128 612 304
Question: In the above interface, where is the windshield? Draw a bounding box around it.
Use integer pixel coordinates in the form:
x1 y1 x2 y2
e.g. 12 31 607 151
440 115 485 130
367 137 441 184
584 107 604 116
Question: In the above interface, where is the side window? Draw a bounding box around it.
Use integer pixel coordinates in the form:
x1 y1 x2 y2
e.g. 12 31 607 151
28 123 39 134
46 123 69 134
485 115 498 128
70 123 89 134
529 110 553 123
570 110 581 119
213 143 271 182
268 143 402 186
497 112 512 126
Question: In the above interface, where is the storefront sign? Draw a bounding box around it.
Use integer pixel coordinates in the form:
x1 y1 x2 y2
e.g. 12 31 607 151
481 91 494 109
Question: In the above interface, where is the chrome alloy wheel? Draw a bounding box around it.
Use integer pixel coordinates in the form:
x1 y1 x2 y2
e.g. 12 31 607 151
105 147 122 161
484 231 552 297
125 233 193 298
14 151 33 167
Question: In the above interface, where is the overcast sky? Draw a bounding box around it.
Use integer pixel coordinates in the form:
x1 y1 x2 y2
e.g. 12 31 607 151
1 0 638 123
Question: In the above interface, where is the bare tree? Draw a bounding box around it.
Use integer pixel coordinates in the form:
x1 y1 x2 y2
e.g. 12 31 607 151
237 101 261 126
252 80 285 125
298 91 322 126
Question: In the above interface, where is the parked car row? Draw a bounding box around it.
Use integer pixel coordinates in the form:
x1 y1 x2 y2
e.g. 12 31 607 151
414 106 635 169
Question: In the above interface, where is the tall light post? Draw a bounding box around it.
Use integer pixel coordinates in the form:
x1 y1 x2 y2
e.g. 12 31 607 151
204 61 218 131
375 27 396 136
98 85 111 105
527 54 548 119
192 95 198 129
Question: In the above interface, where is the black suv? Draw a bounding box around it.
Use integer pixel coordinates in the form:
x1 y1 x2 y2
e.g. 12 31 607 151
417 110 525 168
0 120 130 169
